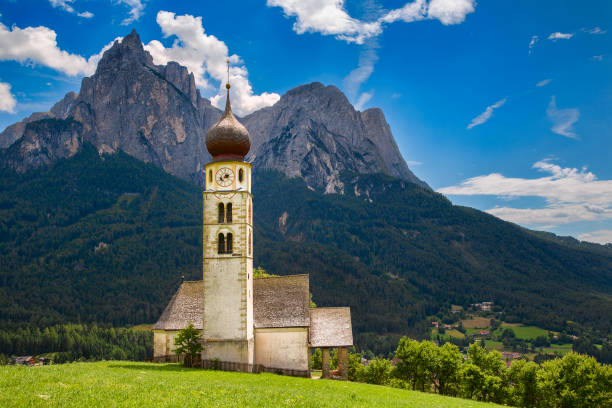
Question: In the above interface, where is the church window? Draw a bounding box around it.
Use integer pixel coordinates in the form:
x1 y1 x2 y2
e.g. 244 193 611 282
239 168 244 183
218 233 225 254
209 170 212 184
227 233 233 254
218 203 225 223
226 203 233 223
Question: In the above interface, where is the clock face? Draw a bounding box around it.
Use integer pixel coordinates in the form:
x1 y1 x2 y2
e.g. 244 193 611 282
215 167 235 187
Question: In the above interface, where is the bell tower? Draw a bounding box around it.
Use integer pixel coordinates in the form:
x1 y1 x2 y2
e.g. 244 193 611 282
202 62 254 366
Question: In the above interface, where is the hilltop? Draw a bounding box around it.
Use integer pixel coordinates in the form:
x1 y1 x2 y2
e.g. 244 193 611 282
0 361 500 408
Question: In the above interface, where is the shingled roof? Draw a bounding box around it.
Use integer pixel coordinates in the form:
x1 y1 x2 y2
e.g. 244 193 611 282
253 274 310 328
153 281 203 330
309 307 353 348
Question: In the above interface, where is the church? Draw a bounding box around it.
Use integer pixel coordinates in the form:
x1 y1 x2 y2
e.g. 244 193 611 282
152 77 354 378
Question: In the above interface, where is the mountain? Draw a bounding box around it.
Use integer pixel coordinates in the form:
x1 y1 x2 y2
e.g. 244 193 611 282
0 30 611 354
0 147 610 355
0 30 423 192
242 82 426 192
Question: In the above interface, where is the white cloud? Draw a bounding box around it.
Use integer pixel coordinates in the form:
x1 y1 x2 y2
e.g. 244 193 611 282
427 0 476 25
578 230 612 245
438 159 612 226
343 39 378 106
0 82 17 113
467 98 506 129
49 0 93 18
78 11 94 19
49 0 74 13
585 27 606 35
592 55 604 61
406 160 422 166
536 79 551 87
144 11 280 116
548 32 573 41
268 0 475 44
354 91 374 111
0 22 112 76
528 35 538 53
116 0 145 25
547 96 579 139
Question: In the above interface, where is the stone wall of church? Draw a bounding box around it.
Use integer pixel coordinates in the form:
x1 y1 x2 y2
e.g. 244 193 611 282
153 330 182 357
254 327 309 371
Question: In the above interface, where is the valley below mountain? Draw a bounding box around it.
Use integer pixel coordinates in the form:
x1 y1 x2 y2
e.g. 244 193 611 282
0 31 611 354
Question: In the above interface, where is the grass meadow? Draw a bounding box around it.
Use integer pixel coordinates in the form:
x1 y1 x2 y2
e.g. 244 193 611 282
0 361 502 407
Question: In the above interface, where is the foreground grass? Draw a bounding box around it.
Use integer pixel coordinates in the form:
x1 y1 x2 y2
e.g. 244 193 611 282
0 361 501 407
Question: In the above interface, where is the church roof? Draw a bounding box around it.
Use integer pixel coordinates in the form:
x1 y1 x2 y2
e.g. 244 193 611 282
309 307 354 348
253 274 310 328
152 280 203 330
153 275 312 331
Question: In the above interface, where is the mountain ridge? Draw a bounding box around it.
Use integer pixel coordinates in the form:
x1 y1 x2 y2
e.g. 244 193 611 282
0 30 424 192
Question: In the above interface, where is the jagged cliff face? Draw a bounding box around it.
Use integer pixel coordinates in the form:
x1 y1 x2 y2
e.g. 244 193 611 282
243 83 425 192
0 30 424 191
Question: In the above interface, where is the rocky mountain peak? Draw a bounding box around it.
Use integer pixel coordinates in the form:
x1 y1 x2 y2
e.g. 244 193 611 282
1 31 424 191
95 29 153 75
242 82 426 192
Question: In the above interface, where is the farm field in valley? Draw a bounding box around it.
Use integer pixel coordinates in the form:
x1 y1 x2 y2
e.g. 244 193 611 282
0 361 502 408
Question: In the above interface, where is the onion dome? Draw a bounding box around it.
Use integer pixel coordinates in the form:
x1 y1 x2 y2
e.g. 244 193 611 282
205 83 251 162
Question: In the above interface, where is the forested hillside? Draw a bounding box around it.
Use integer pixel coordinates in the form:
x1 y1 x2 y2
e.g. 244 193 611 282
0 146 611 353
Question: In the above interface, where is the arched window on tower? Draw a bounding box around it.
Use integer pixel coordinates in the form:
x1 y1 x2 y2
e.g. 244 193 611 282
226 233 233 254
218 203 225 223
226 203 233 223
239 168 244 183
209 170 212 184
218 233 225 254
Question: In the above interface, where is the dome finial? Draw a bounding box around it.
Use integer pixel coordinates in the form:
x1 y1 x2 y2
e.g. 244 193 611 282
204 57 251 162
226 58 230 89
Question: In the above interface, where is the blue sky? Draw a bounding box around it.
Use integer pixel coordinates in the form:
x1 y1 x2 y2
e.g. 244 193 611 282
0 0 611 243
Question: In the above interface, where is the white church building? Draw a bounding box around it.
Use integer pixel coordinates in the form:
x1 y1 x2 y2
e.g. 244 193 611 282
152 79 353 378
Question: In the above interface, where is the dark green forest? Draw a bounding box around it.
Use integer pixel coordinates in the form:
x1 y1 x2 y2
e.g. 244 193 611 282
0 145 611 355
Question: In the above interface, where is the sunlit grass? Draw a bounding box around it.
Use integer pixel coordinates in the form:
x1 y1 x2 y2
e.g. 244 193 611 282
0 361 502 407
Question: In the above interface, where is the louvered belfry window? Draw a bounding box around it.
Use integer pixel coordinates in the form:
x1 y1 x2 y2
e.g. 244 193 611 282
218 233 225 254
226 233 233 254
218 203 225 223
226 203 233 223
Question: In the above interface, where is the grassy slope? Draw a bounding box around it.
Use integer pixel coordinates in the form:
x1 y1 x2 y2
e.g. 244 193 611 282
0 361 500 408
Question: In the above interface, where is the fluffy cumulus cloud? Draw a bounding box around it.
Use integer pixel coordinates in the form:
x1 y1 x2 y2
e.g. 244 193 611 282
268 0 476 44
0 81 17 113
438 159 612 226
467 98 506 129
116 0 146 25
0 22 115 76
77 11 94 19
578 230 612 245
548 32 573 41
547 96 579 139
144 11 280 116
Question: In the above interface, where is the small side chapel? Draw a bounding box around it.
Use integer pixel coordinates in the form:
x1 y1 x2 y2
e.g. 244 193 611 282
152 74 354 378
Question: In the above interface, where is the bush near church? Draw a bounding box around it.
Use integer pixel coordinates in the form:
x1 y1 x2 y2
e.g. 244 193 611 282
173 323 203 367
